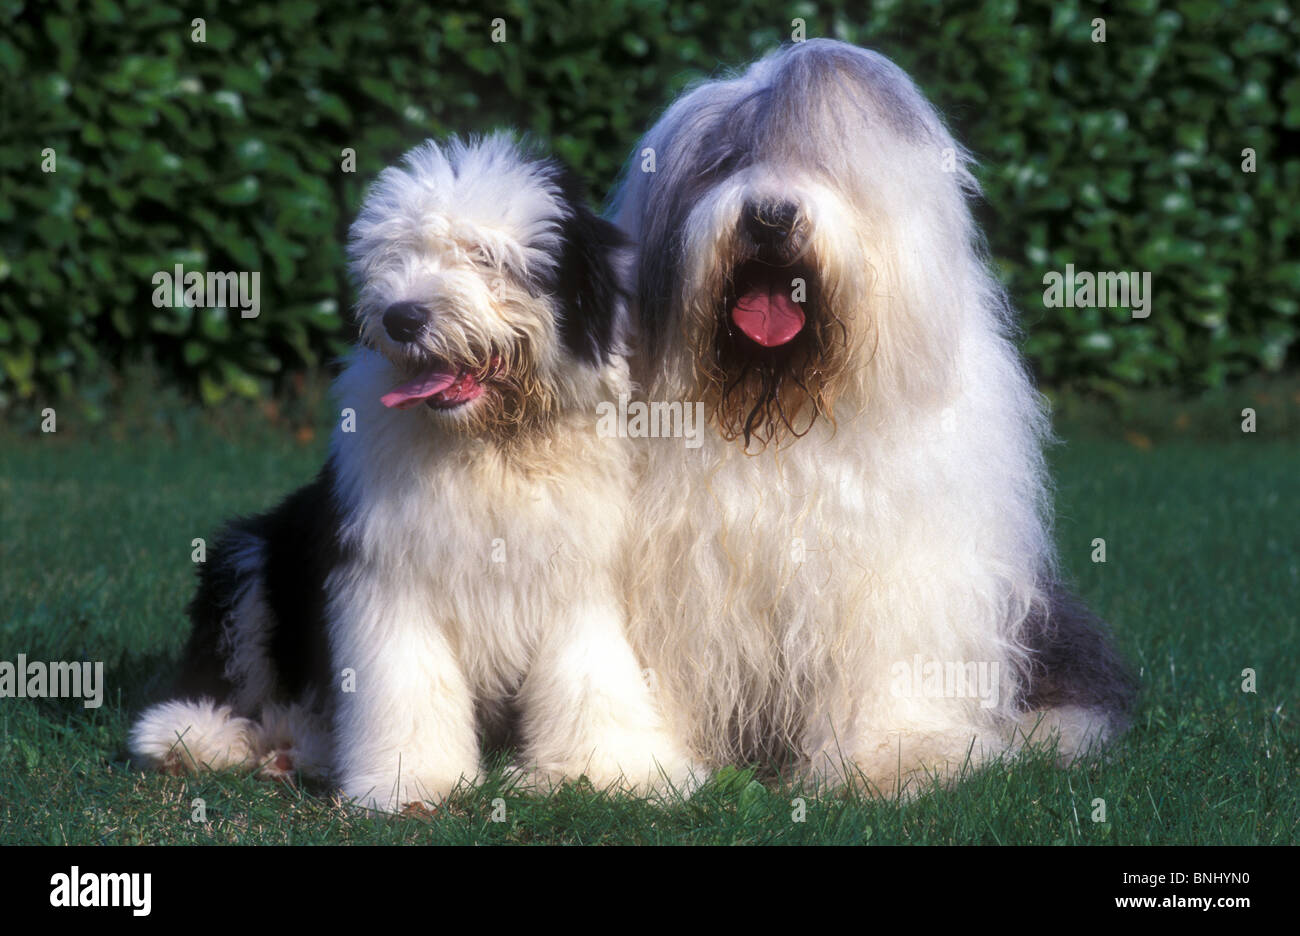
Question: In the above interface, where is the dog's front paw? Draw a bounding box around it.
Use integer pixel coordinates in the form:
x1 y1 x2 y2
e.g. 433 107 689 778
808 728 1011 799
527 735 708 800
611 747 710 799
339 767 471 814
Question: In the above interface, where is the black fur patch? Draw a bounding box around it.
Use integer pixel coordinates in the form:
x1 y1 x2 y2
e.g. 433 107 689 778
171 552 241 703
173 461 348 708
1019 583 1138 721
545 164 627 365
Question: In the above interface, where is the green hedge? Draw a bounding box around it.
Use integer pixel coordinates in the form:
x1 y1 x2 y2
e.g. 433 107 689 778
2 0 1297 412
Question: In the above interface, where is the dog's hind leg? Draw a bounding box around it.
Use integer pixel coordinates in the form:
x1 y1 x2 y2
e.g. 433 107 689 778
807 589 1135 795
1014 584 1137 758
129 698 261 776
129 529 274 775
131 467 343 778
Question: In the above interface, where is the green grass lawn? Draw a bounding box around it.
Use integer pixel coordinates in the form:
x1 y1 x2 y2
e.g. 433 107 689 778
1 380 1296 845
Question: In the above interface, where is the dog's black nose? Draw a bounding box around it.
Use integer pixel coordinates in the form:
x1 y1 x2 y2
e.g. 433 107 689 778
743 201 799 248
382 301 427 343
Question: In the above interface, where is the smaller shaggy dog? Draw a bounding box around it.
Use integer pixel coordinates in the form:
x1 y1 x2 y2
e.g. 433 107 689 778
612 39 1135 792
130 135 696 811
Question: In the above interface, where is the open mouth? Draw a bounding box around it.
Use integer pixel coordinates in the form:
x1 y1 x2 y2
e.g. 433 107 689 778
380 359 493 410
728 260 807 348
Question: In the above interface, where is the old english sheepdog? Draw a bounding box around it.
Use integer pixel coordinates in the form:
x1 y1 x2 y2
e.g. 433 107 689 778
130 134 696 810
612 39 1135 793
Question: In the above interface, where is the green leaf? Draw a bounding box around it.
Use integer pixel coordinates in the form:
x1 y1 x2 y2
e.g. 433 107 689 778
213 176 260 205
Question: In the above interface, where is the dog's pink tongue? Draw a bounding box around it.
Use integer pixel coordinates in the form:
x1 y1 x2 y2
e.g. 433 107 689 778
730 284 805 347
381 367 459 409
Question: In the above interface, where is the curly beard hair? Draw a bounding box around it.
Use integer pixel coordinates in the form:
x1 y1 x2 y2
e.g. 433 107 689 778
371 334 559 446
683 248 860 452
461 340 558 444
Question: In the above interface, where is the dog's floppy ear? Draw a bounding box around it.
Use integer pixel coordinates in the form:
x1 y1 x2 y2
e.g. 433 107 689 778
548 165 628 365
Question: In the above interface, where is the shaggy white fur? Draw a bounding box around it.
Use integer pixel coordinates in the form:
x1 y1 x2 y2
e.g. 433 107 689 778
130 135 698 810
612 40 1126 794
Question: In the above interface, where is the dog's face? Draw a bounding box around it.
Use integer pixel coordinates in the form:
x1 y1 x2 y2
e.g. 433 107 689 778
678 186 849 451
348 134 625 438
617 40 978 449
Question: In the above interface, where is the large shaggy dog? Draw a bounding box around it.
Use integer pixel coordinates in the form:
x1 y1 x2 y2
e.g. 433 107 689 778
612 40 1134 792
130 134 695 810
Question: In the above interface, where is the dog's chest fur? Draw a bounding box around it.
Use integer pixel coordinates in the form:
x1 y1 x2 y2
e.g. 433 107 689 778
330 385 629 694
637 416 880 615
626 397 1001 759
